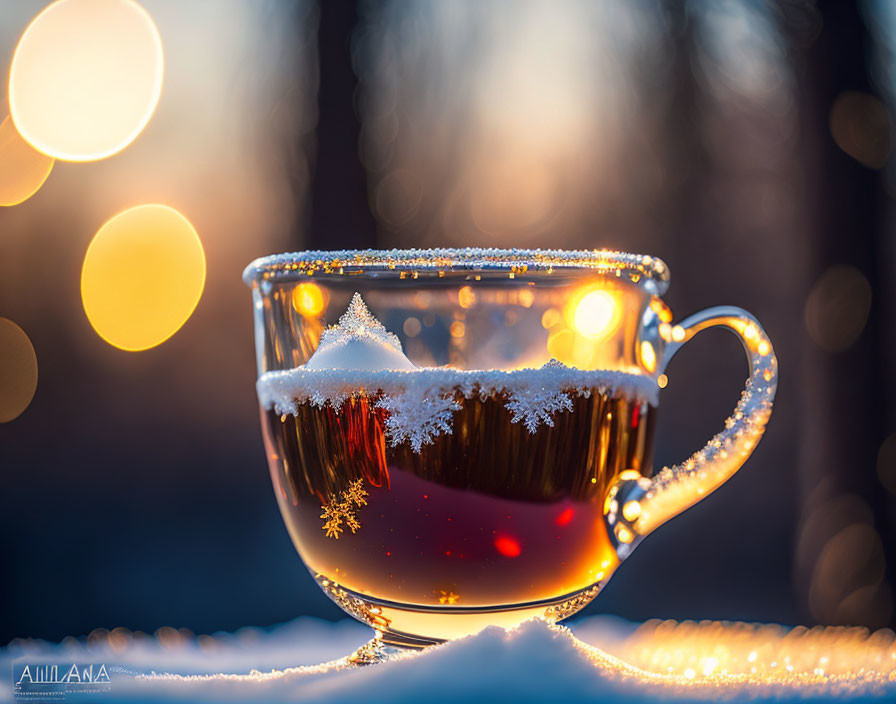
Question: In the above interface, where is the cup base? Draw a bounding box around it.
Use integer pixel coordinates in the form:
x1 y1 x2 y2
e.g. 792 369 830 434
319 574 603 648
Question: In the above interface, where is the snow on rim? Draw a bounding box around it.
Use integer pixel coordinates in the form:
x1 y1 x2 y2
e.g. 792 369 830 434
242 247 669 293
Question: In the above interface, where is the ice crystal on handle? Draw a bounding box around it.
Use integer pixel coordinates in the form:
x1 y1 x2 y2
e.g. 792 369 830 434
506 360 575 433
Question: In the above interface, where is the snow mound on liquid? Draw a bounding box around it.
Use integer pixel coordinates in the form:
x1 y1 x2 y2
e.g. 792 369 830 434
258 294 658 452
305 293 415 371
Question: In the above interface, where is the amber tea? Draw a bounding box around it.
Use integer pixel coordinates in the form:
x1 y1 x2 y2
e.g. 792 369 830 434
262 384 656 645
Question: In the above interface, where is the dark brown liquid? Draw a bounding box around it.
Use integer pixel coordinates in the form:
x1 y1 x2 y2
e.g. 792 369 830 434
262 388 656 616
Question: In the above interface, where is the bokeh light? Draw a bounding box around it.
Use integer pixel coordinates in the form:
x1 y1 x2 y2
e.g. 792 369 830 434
9 0 164 161
80 204 205 351
809 522 890 627
291 282 326 317
0 116 54 206
797 491 893 630
804 265 872 352
403 317 422 338
640 340 657 373
0 318 38 422
457 285 476 309
829 91 891 169
571 289 619 340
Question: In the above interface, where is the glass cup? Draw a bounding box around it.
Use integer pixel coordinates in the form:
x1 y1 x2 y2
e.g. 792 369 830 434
243 248 777 661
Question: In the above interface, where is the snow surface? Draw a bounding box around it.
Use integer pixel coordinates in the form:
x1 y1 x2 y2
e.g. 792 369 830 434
4 616 892 703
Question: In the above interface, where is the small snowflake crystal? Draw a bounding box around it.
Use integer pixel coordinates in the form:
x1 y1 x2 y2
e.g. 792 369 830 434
320 502 345 539
505 365 575 433
377 390 461 452
343 478 369 507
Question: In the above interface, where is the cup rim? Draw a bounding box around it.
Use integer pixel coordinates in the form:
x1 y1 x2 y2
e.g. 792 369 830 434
242 247 669 293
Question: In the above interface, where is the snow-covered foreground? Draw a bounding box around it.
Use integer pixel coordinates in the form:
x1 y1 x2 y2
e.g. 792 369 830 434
3 616 894 703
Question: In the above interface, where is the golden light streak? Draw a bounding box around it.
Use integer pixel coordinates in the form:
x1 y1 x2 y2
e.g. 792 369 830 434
0 116 54 206
81 204 205 351
596 618 896 689
9 0 164 161
0 318 38 422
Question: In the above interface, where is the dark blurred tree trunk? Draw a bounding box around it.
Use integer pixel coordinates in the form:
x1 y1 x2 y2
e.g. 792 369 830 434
794 0 894 628
308 0 378 250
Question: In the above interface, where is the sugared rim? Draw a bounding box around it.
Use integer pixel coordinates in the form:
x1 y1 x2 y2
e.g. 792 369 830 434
242 247 670 293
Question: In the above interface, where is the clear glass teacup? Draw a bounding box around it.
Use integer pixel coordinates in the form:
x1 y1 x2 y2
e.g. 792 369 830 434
243 248 777 657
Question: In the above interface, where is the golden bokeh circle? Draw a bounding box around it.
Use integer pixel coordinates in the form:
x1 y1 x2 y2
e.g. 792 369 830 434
570 288 620 340
81 204 206 351
9 0 164 161
292 282 326 317
804 265 871 353
0 318 38 422
0 116 54 206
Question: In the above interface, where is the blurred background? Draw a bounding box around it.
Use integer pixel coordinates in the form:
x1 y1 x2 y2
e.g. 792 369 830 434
2 0 896 644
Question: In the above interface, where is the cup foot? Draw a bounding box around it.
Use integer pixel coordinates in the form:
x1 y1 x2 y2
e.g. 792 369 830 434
320 573 603 648
347 637 413 665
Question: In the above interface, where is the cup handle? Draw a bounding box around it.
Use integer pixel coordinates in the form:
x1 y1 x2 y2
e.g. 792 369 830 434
605 306 777 557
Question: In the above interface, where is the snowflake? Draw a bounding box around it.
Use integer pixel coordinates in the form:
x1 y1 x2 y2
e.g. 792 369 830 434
438 590 460 605
343 478 368 507
320 479 370 538
320 502 345 539
505 384 574 433
344 512 361 534
377 390 460 452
